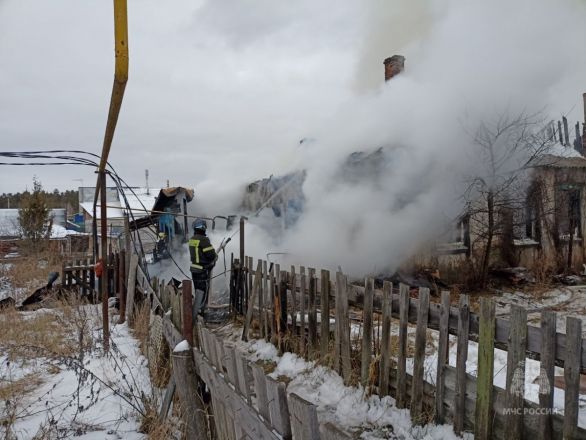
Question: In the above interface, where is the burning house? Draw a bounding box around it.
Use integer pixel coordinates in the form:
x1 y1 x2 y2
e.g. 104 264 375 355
242 56 586 281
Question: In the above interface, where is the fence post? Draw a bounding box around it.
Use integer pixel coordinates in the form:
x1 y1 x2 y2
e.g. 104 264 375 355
181 280 193 346
278 270 288 353
336 272 351 384
126 254 138 324
475 298 495 440
171 348 209 440
290 265 297 334
435 290 450 424
379 281 392 396
320 270 331 360
563 317 582 439
361 278 374 387
538 310 556 440
308 268 318 356
454 294 470 434
411 287 429 425
118 249 126 324
300 266 306 355
505 305 527 439
396 283 409 409
288 393 320 440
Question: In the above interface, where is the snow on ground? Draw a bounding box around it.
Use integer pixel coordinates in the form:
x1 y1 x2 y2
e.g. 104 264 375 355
235 336 471 440
0 305 151 440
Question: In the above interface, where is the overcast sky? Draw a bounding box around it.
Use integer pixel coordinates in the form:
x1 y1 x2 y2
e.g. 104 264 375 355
1 0 585 195
0 0 375 192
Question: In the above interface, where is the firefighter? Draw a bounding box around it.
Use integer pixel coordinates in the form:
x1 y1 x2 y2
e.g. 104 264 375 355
156 231 167 259
188 218 217 316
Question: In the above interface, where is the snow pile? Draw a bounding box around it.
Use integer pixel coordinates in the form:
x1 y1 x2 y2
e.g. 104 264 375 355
174 339 190 352
242 338 469 439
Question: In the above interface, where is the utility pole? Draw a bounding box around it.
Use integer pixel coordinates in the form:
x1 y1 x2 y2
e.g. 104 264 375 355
94 0 129 352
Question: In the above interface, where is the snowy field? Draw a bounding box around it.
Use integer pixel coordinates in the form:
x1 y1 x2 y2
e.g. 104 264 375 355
0 304 152 439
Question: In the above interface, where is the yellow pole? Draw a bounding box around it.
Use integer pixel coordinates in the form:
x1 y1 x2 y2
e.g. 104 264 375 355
96 0 129 351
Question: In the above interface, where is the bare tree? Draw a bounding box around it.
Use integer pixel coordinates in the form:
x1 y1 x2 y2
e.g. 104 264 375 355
462 111 553 288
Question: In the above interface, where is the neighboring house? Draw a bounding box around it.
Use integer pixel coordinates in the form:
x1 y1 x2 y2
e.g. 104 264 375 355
79 186 158 253
242 56 586 279
0 208 67 239
0 208 86 255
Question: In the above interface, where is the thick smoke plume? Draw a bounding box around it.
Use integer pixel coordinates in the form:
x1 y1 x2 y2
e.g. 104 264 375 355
192 0 586 277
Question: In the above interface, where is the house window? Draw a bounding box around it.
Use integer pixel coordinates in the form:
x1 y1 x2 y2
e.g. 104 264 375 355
557 185 582 240
513 183 542 244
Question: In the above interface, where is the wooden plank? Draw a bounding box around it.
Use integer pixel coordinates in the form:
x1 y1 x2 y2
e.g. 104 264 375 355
125 254 139 324
454 294 470 435
505 305 527 439
435 290 450 424
235 349 252 403
251 363 270 422
158 376 175 422
269 264 275 339
320 270 331 360
193 350 279 440
300 266 306 355
223 343 239 389
259 260 265 339
396 283 409 409
278 270 288 353
338 273 351 384
210 331 223 370
162 316 183 349
563 317 582 440
265 376 292 439
248 256 253 313
308 268 318 355
410 288 429 425
474 298 495 440
181 280 193 346
288 393 320 440
290 265 297 333
263 260 269 341
334 272 342 374
538 311 556 440
171 348 209 439
379 281 392 396
242 260 263 341
361 278 374 387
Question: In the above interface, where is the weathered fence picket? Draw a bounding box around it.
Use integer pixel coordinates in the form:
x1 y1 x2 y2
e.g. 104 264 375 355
361 278 374 387
410 287 429 425
379 281 392 396
538 310 556 440
475 297 495 440
454 294 470 434
396 283 409 409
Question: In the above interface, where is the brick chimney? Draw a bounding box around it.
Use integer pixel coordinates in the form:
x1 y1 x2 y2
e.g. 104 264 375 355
384 55 405 82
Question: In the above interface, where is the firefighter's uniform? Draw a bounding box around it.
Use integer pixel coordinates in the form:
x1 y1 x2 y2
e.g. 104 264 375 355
188 232 217 315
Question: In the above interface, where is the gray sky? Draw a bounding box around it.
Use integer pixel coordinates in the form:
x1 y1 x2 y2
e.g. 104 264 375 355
1 0 584 196
0 0 372 192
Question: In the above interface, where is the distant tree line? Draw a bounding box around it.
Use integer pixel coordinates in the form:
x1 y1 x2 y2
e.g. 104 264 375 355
0 188 78 212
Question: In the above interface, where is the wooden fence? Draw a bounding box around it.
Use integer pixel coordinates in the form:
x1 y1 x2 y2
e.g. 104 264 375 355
140 266 350 439
229 256 586 440
136 257 586 440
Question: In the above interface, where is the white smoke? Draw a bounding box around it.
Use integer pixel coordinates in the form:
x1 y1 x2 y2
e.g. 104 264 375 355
190 0 586 276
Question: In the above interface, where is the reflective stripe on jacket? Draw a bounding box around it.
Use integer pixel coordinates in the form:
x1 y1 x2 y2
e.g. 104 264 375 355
188 233 217 271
